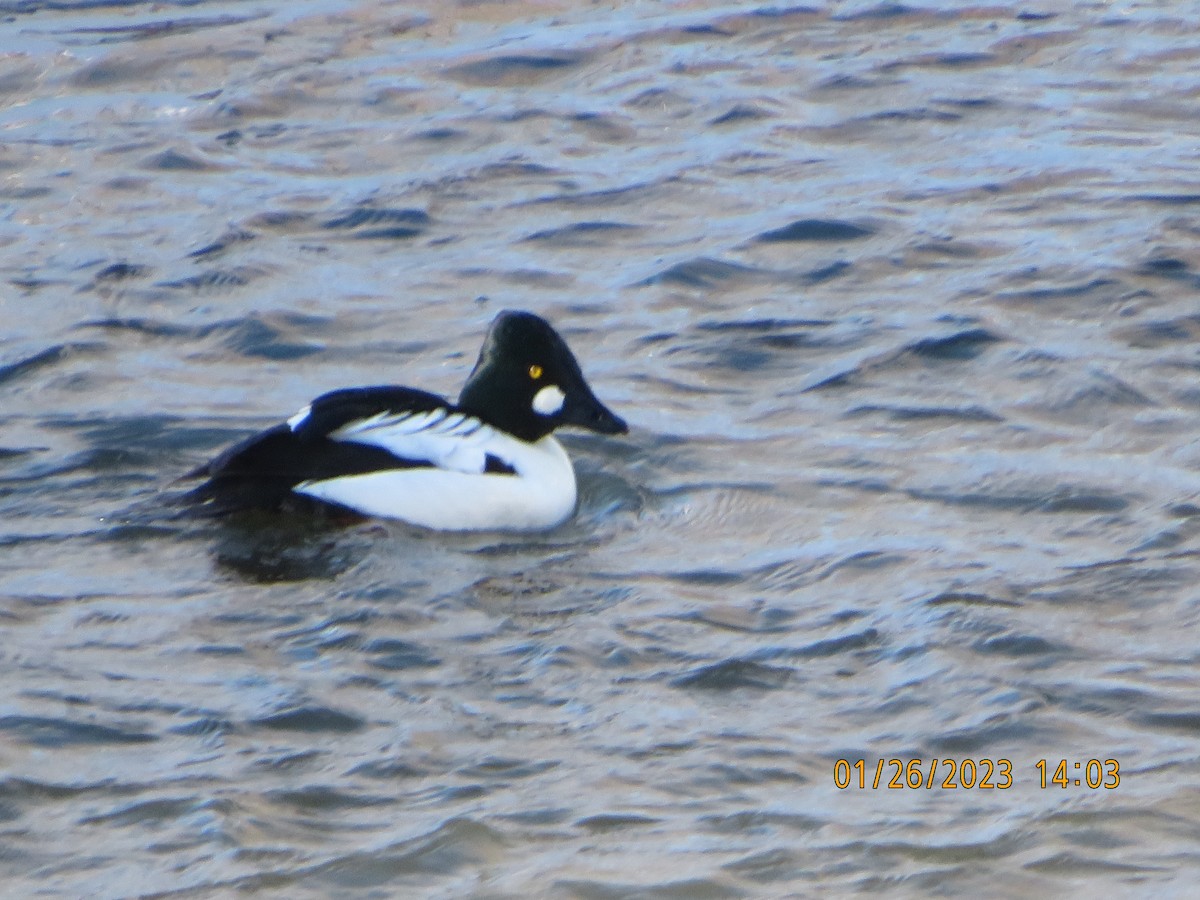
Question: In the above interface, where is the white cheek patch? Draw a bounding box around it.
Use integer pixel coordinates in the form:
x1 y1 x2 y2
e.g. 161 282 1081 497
532 384 565 416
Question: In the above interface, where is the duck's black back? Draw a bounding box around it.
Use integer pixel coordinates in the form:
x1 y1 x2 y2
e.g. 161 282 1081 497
184 386 454 515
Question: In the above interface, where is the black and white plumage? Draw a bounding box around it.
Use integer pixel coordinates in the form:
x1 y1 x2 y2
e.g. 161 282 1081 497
184 311 628 531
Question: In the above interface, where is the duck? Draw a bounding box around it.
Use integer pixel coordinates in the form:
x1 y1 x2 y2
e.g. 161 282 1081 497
183 310 628 531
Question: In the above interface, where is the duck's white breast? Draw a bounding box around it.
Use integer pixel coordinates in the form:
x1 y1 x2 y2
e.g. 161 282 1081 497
293 435 577 531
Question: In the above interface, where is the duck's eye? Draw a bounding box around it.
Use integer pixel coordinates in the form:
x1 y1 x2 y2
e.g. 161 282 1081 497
528 364 543 380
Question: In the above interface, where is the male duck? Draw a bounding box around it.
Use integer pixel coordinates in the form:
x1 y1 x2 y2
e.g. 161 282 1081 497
184 310 627 530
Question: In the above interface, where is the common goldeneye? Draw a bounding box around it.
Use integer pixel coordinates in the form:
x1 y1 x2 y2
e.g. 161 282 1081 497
184 310 628 530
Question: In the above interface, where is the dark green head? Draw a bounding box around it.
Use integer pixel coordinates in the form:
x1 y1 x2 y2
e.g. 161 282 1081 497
458 310 628 443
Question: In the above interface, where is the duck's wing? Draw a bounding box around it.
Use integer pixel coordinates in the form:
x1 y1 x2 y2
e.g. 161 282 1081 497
286 386 451 439
184 386 511 515
291 386 511 476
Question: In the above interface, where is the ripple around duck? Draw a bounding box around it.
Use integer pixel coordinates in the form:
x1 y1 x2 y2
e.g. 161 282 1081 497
207 526 369 583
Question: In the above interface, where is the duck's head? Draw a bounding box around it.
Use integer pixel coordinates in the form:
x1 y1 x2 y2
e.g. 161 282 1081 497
458 310 628 443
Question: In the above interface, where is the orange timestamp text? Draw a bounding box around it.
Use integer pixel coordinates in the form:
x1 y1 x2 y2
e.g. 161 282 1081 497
834 758 1121 790
834 758 1012 789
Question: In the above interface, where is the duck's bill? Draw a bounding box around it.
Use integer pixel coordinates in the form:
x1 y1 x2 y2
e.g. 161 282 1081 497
563 389 628 435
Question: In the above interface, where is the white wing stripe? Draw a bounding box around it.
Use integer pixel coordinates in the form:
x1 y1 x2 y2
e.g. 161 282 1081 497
327 408 500 475
287 404 312 431
330 409 442 440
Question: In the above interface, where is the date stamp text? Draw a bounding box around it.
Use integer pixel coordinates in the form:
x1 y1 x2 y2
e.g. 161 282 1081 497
833 758 1120 790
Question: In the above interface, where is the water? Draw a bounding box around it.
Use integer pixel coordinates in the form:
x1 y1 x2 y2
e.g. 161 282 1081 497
3 0 1200 896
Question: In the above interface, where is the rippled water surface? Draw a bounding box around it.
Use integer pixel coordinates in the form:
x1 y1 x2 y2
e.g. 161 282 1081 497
4 1 1200 896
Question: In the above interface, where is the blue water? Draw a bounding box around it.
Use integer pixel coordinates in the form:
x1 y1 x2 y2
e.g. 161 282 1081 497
3 1 1200 896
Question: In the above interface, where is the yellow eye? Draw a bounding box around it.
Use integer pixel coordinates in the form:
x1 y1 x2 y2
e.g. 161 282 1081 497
528 364 543 380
